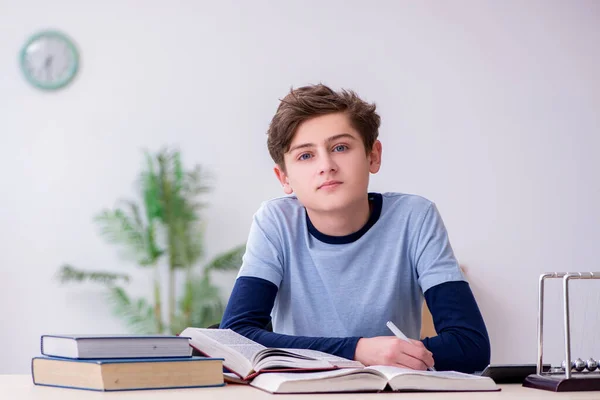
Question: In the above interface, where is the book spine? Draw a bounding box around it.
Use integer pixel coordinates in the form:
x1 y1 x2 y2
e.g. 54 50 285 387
30 358 37 384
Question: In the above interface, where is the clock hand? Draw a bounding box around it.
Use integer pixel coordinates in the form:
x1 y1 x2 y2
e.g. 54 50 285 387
44 56 53 80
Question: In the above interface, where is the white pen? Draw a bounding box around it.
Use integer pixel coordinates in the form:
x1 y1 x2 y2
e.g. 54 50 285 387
386 320 436 371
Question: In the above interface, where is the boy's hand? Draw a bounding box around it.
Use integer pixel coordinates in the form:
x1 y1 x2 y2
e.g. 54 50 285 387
354 336 435 370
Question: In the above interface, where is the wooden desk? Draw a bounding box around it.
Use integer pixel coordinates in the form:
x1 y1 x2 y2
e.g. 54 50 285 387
1 375 598 399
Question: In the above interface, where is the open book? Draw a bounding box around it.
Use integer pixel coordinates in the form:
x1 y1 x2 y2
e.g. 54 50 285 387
249 366 499 394
180 327 363 380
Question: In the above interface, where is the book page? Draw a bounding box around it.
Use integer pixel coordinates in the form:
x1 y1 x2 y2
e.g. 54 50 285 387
368 366 492 381
366 366 497 392
196 329 266 361
256 368 365 382
366 366 420 380
250 369 387 394
279 348 364 368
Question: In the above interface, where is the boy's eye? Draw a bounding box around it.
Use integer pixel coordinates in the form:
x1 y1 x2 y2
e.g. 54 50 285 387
333 145 348 152
299 153 312 161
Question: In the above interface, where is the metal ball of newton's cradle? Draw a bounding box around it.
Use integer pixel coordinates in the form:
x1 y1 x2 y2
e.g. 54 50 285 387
586 358 598 372
574 358 587 372
561 359 588 372
561 360 575 371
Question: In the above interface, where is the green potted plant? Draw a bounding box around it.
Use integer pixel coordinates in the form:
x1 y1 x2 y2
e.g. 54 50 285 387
57 147 244 334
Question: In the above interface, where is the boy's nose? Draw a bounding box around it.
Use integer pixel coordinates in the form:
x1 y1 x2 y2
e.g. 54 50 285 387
318 154 338 174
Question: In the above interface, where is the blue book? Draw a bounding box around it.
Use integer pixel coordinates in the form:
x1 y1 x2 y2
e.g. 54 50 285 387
41 334 192 359
31 356 225 391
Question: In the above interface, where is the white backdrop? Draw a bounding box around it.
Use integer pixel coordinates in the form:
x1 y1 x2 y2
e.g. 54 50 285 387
1 0 599 373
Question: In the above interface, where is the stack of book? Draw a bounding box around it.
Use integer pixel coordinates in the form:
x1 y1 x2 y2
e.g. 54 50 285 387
31 333 224 391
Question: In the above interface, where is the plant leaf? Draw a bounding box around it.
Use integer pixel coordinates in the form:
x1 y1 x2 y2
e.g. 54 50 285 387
203 245 245 275
122 199 164 265
180 219 205 267
152 148 212 270
95 209 147 263
141 150 163 221
171 275 223 333
56 265 130 285
108 286 159 334
94 205 163 266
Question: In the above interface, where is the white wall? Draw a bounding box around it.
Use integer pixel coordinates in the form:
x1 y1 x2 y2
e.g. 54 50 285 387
1 0 599 374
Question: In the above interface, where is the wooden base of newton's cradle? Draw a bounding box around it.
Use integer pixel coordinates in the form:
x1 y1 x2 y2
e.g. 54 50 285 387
524 373 600 392
525 272 600 392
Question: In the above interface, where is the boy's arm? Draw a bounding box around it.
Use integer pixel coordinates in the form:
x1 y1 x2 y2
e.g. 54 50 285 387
221 276 435 368
220 276 361 360
421 280 491 373
413 202 491 373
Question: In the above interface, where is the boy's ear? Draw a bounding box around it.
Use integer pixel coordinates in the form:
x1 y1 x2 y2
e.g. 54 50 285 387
368 140 382 174
274 164 293 194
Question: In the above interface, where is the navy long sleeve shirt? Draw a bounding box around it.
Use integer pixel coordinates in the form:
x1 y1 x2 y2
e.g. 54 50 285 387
221 276 490 373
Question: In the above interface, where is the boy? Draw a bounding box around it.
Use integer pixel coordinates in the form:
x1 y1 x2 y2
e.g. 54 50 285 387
220 84 490 373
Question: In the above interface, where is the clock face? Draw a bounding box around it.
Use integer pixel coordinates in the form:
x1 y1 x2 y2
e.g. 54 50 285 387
20 30 79 90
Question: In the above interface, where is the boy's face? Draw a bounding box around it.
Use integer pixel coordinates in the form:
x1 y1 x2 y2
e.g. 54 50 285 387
274 112 382 214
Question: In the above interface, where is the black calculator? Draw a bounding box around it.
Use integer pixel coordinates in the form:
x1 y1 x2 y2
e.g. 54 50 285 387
477 364 551 384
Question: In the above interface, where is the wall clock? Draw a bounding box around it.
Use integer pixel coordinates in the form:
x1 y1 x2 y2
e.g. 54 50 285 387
19 30 79 91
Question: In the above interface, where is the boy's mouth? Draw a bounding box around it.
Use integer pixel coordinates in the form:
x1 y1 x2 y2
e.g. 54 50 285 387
318 180 342 190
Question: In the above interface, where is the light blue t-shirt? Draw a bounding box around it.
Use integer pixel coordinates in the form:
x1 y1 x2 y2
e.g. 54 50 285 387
237 192 464 340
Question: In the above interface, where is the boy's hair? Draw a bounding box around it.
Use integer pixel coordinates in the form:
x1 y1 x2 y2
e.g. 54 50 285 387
267 84 381 169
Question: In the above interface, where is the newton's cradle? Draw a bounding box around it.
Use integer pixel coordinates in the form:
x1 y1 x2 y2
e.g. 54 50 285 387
524 272 600 392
